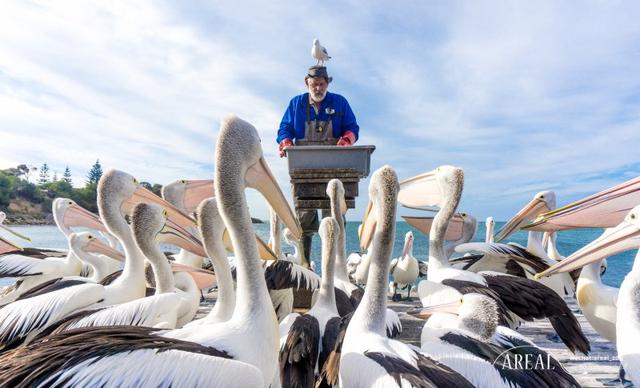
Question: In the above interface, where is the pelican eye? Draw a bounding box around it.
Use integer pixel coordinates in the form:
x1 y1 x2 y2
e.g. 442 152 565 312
68 201 73 205
162 209 168 218
133 178 139 184
631 214 637 220
181 179 186 184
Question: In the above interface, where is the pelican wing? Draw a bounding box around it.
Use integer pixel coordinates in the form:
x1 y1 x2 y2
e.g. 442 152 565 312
0 326 263 387
0 283 103 350
455 242 551 275
15 278 89 301
0 247 66 260
279 314 320 388
0 254 68 278
441 279 512 327
334 287 356 317
316 312 352 387
482 274 590 355
318 316 342 374
385 309 403 338
264 261 321 291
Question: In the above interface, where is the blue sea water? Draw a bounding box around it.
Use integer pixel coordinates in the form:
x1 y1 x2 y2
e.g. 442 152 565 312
3 222 636 288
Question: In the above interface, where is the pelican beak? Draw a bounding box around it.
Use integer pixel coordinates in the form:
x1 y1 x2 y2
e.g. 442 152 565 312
525 177 640 232
223 229 277 260
170 262 217 289
0 236 22 254
245 157 301 240
123 186 197 231
535 220 640 279
398 170 441 209
85 237 125 261
495 198 551 242
402 214 465 240
542 232 551 249
182 180 214 214
401 233 413 258
359 200 376 251
406 299 461 320
157 217 207 257
63 204 106 233
0 223 31 242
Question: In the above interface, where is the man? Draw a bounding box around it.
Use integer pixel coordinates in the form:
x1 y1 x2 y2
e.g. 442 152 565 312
277 65 359 264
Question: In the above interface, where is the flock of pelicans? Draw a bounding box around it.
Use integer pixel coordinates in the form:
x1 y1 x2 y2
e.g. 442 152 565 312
0 115 638 387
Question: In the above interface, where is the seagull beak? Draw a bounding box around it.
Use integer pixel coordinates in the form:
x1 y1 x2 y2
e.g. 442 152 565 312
398 170 441 209
123 186 197 232
0 223 31 242
170 262 217 290
535 220 640 279
85 238 125 262
63 204 106 233
359 200 376 251
222 229 277 261
495 198 551 242
157 217 207 257
525 177 640 232
245 156 301 240
0 236 22 254
182 180 215 214
406 300 461 320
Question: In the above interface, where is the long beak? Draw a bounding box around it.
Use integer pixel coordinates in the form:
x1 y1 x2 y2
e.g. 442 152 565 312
170 262 217 289
123 186 197 231
157 218 207 257
0 236 22 254
0 224 31 242
86 239 125 261
401 234 413 258
398 170 441 209
406 300 461 320
495 198 551 242
182 180 214 214
402 214 465 240
63 204 106 233
245 157 301 240
359 200 376 251
525 177 640 232
222 229 277 260
536 221 640 278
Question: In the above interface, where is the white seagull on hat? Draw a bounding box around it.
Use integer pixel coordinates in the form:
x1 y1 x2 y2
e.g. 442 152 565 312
311 38 331 65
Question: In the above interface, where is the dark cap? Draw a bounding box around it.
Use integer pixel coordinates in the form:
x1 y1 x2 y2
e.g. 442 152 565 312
306 66 333 83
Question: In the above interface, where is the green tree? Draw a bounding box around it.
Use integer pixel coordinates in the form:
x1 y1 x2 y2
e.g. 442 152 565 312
86 159 103 187
63 166 72 184
38 163 50 185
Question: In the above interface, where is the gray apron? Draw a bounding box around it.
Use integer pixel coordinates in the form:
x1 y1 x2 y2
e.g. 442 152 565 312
294 98 338 146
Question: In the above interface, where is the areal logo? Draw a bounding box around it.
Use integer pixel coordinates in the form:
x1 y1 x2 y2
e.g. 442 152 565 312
492 346 555 370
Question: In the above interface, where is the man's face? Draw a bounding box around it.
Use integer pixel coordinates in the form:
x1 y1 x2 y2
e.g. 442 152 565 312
307 77 328 103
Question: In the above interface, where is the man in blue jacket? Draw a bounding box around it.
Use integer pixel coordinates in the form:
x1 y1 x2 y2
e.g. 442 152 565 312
277 65 359 264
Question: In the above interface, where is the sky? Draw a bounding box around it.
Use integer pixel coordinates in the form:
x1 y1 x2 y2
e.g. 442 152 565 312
1 1 639 221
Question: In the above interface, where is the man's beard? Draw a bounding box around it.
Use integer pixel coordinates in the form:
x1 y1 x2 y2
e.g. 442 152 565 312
309 90 327 103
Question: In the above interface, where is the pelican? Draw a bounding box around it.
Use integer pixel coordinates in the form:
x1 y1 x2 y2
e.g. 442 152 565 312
0 115 303 386
456 191 576 297
0 170 204 348
0 211 31 242
485 216 495 243
337 165 473 387
278 217 341 387
0 198 110 305
410 293 580 387
389 231 419 301
536 206 640 385
408 167 589 354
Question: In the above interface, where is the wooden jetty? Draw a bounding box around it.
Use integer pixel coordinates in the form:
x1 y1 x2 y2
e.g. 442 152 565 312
196 291 621 387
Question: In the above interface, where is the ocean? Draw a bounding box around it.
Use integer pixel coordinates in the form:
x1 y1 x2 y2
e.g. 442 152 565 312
3 222 635 288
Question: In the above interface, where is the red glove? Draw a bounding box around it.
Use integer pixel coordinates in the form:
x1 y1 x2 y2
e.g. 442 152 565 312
337 131 356 146
278 138 294 157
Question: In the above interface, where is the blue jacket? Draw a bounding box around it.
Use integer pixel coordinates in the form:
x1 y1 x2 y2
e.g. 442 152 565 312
277 92 359 143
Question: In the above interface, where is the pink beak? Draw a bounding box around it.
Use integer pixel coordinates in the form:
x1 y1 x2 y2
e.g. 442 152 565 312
171 262 217 289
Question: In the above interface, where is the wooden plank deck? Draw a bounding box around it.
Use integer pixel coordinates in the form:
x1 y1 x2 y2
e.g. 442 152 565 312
196 292 624 387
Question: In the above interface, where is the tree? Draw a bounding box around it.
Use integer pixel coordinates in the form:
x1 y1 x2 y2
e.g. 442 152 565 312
38 164 50 185
86 159 103 187
63 166 72 185
52 171 58 182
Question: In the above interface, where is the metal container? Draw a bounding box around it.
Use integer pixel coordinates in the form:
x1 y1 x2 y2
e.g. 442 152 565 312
286 145 376 177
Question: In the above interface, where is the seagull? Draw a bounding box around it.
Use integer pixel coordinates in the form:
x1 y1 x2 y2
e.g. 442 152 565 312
311 39 331 65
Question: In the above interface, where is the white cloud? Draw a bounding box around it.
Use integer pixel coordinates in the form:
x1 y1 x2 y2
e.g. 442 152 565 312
0 0 639 223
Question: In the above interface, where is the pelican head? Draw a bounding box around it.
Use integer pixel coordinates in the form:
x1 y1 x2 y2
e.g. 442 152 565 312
360 165 399 251
215 115 301 240
494 190 555 242
53 198 105 236
326 179 347 215
0 212 31 242
536 205 640 278
162 179 214 214
401 231 414 258
197 197 226 257
68 232 124 262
